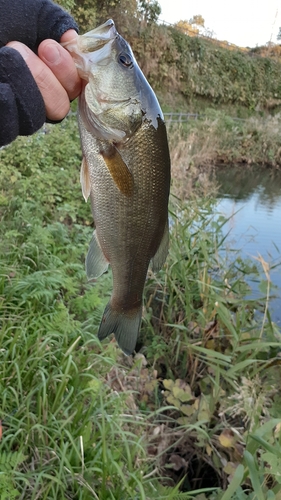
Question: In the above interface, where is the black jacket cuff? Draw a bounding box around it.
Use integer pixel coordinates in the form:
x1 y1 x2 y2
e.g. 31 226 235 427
0 47 46 146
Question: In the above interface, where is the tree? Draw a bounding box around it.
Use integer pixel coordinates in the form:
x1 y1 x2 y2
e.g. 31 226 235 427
55 0 97 31
54 0 75 10
189 14 205 27
203 27 217 39
138 0 161 27
55 0 139 34
278 27 281 41
174 20 199 37
174 15 206 38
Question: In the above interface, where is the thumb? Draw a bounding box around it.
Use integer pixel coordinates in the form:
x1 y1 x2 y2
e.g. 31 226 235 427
7 41 70 121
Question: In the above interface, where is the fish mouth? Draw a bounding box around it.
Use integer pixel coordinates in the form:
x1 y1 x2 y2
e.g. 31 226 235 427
97 95 135 105
77 19 118 53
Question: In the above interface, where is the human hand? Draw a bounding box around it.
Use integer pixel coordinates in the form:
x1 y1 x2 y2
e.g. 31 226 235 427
7 29 82 122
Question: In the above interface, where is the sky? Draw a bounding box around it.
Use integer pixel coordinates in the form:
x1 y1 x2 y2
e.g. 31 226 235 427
157 0 281 48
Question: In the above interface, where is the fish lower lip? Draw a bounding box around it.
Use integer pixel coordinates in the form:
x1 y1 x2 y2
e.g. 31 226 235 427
99 97 131 104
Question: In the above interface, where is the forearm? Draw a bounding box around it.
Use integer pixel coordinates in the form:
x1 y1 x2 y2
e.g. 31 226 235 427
0 0 78 50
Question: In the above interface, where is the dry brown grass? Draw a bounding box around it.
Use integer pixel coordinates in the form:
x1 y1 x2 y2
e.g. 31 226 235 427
167 113 281 199
167 122 219 199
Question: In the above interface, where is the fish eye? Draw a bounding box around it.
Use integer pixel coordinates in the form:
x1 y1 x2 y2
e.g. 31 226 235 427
118 52 133 68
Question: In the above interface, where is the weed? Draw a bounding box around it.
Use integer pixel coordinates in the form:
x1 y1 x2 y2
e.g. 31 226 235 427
0 116 280 498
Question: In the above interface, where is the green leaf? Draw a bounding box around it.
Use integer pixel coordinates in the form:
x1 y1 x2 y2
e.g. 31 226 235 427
244 450 265 500
220 464 244 500
251 435 281 459
180 404 195 417
172 386 192 403
163 379 174 391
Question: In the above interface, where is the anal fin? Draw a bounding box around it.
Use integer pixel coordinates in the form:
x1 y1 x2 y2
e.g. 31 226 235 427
150 219 169 273
86 230 109 279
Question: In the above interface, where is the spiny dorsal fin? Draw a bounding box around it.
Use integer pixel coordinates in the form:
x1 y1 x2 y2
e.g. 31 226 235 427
80 156 91 202
101 146 134 197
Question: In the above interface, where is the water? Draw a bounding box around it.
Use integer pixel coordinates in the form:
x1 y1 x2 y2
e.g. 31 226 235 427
213 165 281 326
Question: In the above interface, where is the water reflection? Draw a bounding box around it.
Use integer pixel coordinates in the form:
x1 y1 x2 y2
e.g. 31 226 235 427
214 166 281 210
213 165 281 325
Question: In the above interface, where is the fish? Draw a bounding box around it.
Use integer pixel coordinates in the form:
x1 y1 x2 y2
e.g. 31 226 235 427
63 19 171 355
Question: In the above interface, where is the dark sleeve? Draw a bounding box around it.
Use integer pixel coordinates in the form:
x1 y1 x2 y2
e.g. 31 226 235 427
0 47 46 147
0 0 78 147
0 0 78 51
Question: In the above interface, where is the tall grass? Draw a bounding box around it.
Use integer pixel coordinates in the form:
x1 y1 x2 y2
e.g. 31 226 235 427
168 111 281 197
0 115 281 498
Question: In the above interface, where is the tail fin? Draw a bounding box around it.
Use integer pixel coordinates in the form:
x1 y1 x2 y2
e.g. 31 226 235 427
98 302 142 356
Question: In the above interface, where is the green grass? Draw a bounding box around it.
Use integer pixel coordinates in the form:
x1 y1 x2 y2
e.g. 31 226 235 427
0 116 281 499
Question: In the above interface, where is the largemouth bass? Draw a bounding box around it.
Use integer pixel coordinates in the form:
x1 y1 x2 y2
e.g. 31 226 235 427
64 19 170 355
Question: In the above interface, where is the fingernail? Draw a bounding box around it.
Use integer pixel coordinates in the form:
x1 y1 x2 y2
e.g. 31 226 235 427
42 43 61 64
7 42 30 61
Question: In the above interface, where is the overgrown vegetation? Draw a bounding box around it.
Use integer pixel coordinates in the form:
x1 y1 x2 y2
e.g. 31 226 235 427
0 115 281 498
168 112 281 195
57 0 281 113
1 1 281 497
158 28 281 110
129 24 281 111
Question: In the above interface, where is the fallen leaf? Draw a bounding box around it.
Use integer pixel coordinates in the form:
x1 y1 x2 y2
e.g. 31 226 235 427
172 385 192 403
163 379 174 391
166 394 181 409
206 444 212 456
180 404 195 417
218 429 236 449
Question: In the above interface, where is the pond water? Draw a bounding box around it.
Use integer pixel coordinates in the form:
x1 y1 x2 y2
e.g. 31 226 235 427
213 165 281 326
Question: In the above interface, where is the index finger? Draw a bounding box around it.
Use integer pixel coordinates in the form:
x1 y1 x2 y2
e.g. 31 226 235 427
38 32 82 102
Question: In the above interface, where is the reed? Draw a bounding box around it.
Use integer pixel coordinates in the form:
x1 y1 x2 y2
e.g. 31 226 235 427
168 111 281 196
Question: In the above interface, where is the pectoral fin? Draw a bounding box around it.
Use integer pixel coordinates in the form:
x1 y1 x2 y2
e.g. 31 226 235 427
86 230 109 279
150 219 169 272
101 146 133 197
80 156 91 202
